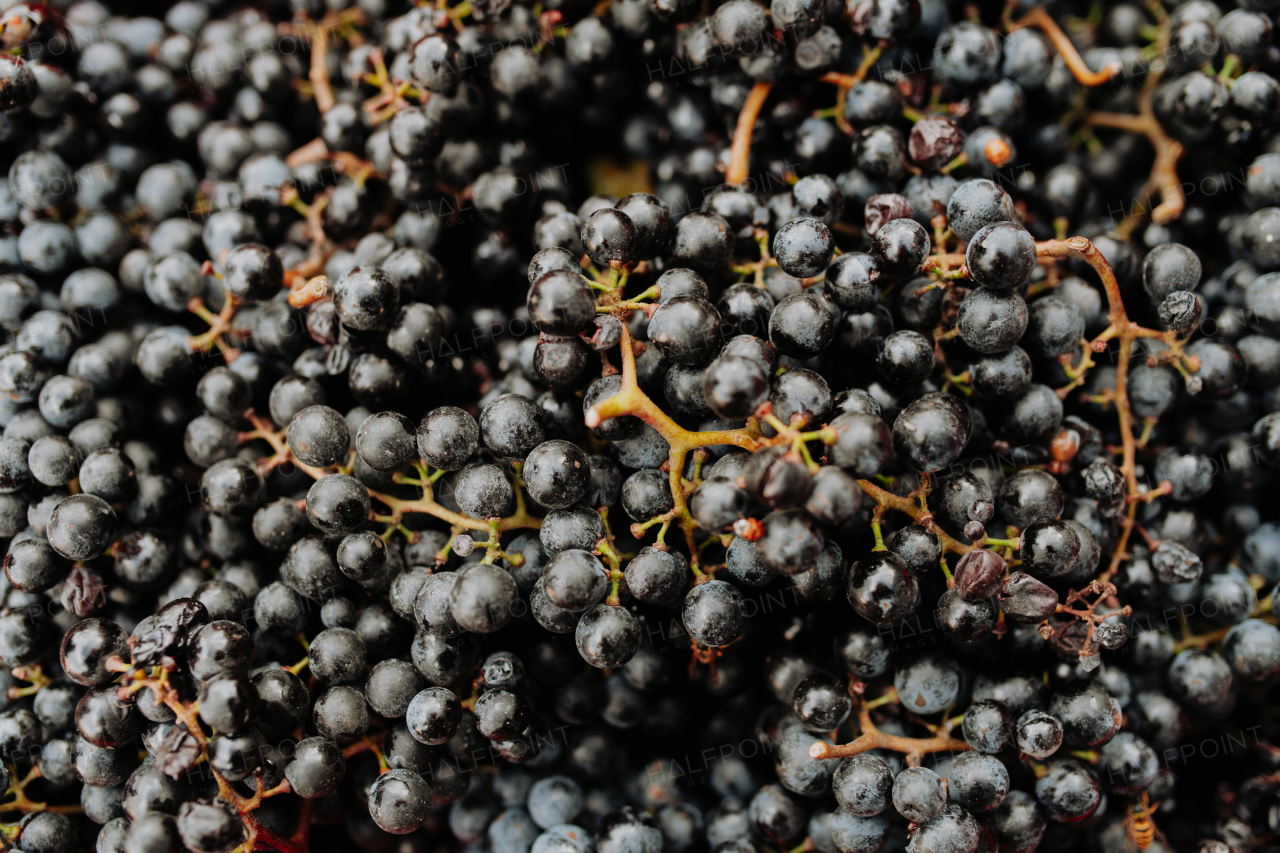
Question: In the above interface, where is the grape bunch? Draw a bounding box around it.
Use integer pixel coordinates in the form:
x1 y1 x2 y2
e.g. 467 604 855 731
2 0 1280 851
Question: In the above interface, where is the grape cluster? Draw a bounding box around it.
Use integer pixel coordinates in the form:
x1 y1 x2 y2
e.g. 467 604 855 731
2 0 1280 851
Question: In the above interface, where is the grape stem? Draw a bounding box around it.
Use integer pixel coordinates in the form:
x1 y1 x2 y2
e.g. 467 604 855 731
277 140 380 287
287 274 330 309
817 47 882 136
365 482 543 537
1010 6 1122 87
302 12 342 113
360 47 426 124
919 253 967 276
342 730 388 760
187 294 241 362
233 407 542 537
808 687 971 766
238 410 329 480
1041 580 1133 668
598 538 624 605
726 82 772 186
1032 237 1197 583
1054 338 1096 400
114 665 299 853
585 317 761 578
6 664 49 700
1173 595 1276 652
853 237 1188 603
340 735 390 774
1082 16 1185 233
0 766 82 816
856 478 973 557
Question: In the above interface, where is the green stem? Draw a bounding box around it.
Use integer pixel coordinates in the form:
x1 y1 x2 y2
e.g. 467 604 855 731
863 688 898 710
481 519 502 564
940 152 969 174
655 520 671 547
795 439 820 474
801 428 837 445
599 507 615 545
1219 53 1240 81
597 538 622 572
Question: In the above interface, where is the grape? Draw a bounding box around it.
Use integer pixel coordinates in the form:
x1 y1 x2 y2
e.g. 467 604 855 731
3 2 1270 846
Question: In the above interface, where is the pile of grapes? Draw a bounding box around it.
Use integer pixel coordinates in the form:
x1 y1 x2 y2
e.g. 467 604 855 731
3 0 1280 850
